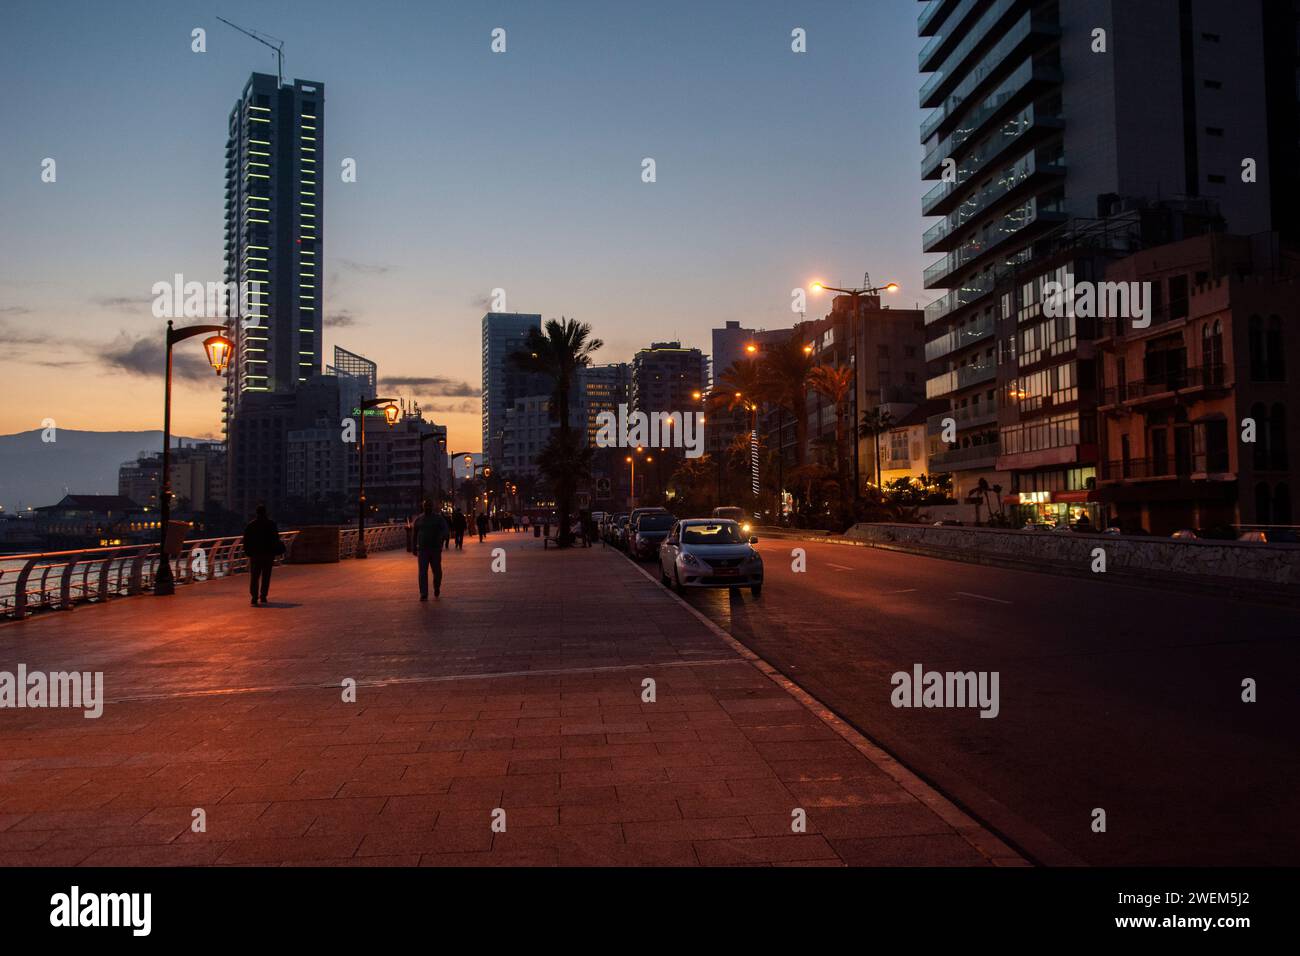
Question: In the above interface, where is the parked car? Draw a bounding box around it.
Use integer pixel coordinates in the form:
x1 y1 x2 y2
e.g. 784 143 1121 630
1237 528 1299 543
630 511 676 560
711 506 752 535
1171 529 1199 540
659 519 763 597
612 515 632 549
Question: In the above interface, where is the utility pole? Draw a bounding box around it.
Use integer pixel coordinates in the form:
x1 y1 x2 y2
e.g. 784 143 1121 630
216 16 285 86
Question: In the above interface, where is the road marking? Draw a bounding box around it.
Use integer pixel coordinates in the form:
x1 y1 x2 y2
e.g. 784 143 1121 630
827 563 854 571
881 588 917 595
954 591 1013 605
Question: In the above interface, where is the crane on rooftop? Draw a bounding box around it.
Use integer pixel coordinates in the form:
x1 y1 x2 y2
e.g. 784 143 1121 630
216 16 285 86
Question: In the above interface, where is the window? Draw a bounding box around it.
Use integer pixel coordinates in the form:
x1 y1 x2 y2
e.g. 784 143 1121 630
1208 174 1226 184
1168 275 1189 319
1204 79 1223 89
1206 127 1224 137
1202 320 1223 383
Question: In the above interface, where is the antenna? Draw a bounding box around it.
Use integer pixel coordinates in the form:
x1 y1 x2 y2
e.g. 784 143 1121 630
216 16 285 86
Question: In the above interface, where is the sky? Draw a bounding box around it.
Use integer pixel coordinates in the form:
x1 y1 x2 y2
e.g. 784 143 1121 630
0 0 933 451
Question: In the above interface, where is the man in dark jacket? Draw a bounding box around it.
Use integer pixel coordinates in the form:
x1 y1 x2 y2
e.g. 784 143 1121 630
476 512 488 542
413 500 450 599
452 510 467 550
242 504 281 606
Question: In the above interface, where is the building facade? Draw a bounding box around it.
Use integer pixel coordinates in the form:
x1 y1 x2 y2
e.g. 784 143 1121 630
630 342 708 415
481 312 545 467
1093 232 1299 533
223 72 325 417
918 0 1288 521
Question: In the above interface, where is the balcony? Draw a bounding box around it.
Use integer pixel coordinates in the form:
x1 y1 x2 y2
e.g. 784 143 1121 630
923 147 1065 253
923 194 1066 290
1099 365 1229 408
924 314 996 362
1099 452 1232 482
931 441 1002 471
918 0 961 38
918 0 986 73
926 361 997 399
927 403 1000 435
922 4 1060 115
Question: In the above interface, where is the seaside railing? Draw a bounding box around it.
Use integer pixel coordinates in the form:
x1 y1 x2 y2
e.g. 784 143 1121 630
0 523 406 620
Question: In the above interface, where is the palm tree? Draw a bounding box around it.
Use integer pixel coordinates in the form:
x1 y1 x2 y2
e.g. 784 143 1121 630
758 336 816 470
510 317 603 546
808 364 854 508
857 406 896 494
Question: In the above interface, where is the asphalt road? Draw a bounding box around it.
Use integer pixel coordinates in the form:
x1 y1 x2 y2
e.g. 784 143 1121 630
627 537 1300 865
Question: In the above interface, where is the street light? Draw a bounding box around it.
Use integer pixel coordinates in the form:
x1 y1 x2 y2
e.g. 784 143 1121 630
418 432 444 507
355 396 399 558
809 274 901 498
155 320 232 596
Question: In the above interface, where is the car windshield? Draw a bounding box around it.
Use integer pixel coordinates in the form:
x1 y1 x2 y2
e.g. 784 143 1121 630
682 522 745 544
637 515 675 531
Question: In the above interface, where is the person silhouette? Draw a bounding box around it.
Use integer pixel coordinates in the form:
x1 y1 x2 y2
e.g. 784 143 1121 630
413 499 450 600
242 504 281 606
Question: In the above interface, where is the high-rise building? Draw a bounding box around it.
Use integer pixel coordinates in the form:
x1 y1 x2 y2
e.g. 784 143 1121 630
223 72 325 421
577 363 630 447
711 321 790 386
630 342 708 414
917 0 1287 514
481 312 545 466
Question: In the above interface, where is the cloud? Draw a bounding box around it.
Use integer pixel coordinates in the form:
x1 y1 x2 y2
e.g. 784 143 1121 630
92 295 152 314
381 375 480 397
336 258 390 275
422 399 480 415
103 333 214 382
0 305 32 316
325 309 360 328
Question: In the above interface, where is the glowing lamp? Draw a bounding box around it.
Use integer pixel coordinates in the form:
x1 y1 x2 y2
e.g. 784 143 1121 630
382 403 400 426
203 334 233 374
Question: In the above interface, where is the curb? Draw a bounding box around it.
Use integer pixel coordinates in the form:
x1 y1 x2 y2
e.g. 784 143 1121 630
614 549 1032 868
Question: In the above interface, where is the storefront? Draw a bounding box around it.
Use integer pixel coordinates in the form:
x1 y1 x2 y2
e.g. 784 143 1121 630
1005 489 1103 528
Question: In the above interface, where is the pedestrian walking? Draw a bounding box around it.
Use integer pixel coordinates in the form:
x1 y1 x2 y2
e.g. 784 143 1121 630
453 509 467 550
242 504 283 606
476 512 488 542
413 499 450 600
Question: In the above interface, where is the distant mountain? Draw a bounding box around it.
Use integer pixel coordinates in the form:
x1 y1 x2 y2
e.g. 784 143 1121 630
0 429 206 512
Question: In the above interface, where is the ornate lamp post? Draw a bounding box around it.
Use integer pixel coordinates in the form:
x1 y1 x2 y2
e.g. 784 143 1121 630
155 321 232 596
354 396 399 558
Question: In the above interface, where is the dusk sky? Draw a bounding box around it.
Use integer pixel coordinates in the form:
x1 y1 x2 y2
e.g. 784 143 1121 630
1 0 931 449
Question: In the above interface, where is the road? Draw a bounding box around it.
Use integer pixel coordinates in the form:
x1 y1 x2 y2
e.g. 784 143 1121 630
628 536 1300 865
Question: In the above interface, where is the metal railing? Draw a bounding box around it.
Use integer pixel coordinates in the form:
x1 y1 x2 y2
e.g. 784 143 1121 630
1 523 405 620
339 524 408 558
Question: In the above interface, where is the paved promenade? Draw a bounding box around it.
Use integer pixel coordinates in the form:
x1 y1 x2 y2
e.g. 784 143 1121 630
0 533 1020 866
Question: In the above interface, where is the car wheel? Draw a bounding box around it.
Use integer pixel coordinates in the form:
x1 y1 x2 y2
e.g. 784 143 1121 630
673 568 683 592
660 564 671 586
750 583 762 598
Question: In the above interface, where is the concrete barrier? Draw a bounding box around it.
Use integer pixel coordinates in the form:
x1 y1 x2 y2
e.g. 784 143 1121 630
841 523 1300 603
287 526 341 564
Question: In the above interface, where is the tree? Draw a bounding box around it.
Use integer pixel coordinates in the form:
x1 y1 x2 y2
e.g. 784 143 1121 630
808 364 854 511
510 318 603 546
858 407 896 493
758 336 816 472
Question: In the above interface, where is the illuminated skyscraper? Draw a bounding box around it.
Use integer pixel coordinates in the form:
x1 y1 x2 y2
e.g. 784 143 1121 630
223 72 325 423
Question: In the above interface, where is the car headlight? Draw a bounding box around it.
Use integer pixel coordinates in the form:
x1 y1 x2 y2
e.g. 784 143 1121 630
741 522 752 534
681 552 704 568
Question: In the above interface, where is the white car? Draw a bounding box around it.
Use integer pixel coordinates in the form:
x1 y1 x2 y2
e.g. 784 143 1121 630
659 519 763 597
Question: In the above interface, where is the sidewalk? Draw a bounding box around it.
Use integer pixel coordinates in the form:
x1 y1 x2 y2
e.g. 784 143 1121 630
0 533 1021 866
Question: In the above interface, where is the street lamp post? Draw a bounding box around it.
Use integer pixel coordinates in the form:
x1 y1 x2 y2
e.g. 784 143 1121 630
354 396 399 558
809 276 899 498
155 321 231 596
418 432 444 508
